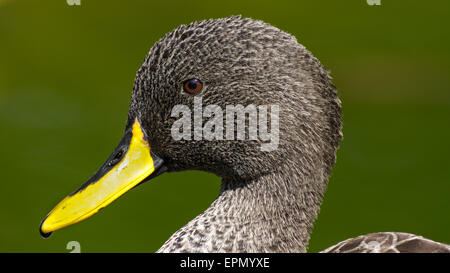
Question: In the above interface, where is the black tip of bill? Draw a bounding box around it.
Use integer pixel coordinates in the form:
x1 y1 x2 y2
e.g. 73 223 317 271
39 217 53 239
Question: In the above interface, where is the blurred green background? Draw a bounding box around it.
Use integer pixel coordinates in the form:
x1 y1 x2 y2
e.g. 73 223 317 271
0 0 449 252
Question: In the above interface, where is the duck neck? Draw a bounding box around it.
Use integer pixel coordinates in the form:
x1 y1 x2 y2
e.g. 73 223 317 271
157 164 327 253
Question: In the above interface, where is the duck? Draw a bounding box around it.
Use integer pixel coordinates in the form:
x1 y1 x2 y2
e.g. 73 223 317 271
39 16 450 253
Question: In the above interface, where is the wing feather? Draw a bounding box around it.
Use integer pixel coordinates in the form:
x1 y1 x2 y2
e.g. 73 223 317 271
321 232 450 253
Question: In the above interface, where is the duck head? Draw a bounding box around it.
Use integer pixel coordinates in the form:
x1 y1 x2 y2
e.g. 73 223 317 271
40 16 342 239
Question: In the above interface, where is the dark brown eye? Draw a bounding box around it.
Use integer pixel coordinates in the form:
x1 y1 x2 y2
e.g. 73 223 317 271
183 78 203 94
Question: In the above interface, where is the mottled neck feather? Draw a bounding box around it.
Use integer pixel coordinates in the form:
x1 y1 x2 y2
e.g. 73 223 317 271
157 163 326 253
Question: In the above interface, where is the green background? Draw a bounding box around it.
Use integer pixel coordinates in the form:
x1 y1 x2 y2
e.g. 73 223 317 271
0 0 449 252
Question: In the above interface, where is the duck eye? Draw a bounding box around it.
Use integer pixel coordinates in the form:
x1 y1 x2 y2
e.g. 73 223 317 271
183 78 203 94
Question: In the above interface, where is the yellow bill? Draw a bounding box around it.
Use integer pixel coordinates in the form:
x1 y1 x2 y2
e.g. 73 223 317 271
40 118 165 237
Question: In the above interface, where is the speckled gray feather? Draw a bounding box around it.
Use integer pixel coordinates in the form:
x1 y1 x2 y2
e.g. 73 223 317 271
322 232 450 253
125 16 449 253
